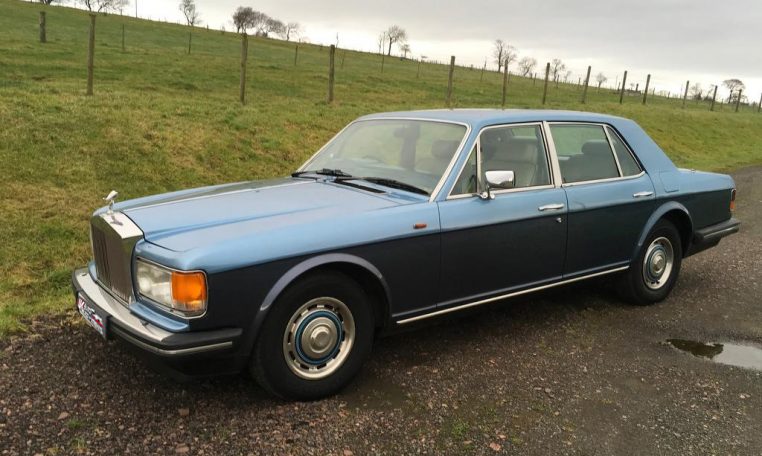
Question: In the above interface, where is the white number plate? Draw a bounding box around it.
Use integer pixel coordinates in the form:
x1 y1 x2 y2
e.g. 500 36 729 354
77 294 108 339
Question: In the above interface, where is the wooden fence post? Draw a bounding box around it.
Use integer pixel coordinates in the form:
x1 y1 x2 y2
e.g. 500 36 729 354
642 74 651 105
758 93 762 113
327 44 335 104
619 70 627 104
710 85 718 111
735 89 742 112
501 68 509 108
682 80 689 108
542 62 550 105
121 24 125 52
479 62 485 82
239 33 248 104
381 53 385 74
39 11 46 43
187 29 192 54
294 44 298 65
417 58 422 79
86 14 95 96
581 65 591 104
446 56 455 108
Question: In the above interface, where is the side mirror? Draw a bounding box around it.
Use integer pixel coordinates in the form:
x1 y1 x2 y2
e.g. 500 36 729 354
481 170 515 200
486 170 515 189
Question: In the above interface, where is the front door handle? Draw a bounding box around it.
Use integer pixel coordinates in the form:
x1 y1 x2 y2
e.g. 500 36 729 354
633 191 654 198
538 203 565 211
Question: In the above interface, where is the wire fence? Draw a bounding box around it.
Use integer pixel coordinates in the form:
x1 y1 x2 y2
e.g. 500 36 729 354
36 10 762 115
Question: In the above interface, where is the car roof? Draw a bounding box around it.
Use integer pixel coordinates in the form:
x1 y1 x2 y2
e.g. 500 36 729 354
358 109 628 130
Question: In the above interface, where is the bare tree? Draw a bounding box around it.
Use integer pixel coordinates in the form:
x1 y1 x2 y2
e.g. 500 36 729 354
283 22 301 41
39 0 61 5
517 56 537 77
384 25 407 56
550 58 566 82
81 0 128 12
179 0 199 26
179 0 199 54
502 45 517 72
376 32 386 54
689 82 703 100
493 39 506 73
232 6 253 34
595 72 607 89
262 17 284 37
400 43 411 59
722 78 745 102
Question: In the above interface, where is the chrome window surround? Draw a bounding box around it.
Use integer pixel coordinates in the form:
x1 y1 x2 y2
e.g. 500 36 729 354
296 117 472 203
545 121 647 187
134 256 210 320
446 122 557 200
604 125 645 176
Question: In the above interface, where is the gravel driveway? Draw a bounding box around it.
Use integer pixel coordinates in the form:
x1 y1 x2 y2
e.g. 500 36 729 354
2 167 761 456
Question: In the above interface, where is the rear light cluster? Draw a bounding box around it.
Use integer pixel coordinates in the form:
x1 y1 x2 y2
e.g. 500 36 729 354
730 188 736 212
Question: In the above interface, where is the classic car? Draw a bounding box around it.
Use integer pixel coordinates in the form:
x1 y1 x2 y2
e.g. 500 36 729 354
72 109 740 399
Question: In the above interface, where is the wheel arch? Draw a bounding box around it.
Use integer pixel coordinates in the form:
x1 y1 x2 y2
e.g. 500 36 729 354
256 253 392 333
633 201 693 261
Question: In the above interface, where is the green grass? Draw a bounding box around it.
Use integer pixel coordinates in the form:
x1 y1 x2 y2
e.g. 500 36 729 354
1 0 761 337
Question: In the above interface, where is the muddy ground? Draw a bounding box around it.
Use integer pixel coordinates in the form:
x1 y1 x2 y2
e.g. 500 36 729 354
1 166 760 455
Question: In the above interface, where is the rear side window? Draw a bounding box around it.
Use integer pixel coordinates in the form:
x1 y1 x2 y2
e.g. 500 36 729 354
607 127 642 176
550 124 619 183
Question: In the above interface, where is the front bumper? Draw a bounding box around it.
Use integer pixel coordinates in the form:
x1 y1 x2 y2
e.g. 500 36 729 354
72 268 245 377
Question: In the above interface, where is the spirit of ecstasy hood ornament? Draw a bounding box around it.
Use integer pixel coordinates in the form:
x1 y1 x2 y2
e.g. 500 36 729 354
104 190 118 215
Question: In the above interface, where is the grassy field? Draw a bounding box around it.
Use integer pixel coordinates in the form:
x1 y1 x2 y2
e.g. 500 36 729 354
1 0 761 336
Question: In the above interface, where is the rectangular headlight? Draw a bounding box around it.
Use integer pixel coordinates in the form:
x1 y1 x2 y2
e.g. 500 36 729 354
135 259 207 317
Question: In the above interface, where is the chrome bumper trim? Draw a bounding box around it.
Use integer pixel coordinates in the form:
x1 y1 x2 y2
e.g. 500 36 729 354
73 268 173 344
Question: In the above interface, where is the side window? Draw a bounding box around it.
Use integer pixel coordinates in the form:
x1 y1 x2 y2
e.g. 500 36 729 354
452 146 477 195
481 125 550 189
607 127 642 176
550 124 619 183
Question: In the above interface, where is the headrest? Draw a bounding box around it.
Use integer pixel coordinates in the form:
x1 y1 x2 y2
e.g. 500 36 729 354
507 136 540 161
581 140 612 157
431 140 461 159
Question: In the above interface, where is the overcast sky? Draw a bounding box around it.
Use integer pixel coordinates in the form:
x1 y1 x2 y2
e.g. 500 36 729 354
126 0 761 100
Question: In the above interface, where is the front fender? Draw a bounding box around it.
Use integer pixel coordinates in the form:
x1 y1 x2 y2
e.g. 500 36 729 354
631 200 693 261
242 253 391 351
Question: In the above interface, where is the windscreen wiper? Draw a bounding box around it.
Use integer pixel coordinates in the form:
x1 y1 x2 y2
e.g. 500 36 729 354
357 177 429 195
291 168 353 178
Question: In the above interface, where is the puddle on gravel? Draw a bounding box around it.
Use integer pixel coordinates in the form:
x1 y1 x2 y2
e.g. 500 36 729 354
667 339 762 371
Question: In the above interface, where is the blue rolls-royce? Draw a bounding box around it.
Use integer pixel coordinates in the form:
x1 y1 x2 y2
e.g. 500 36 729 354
72 109 739 399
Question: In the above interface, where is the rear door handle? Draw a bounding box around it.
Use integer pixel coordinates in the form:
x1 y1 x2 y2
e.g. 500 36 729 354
633 191 654 198
538 203 565 211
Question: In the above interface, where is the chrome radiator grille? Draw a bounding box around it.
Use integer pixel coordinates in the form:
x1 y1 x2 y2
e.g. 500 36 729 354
91 213 143 303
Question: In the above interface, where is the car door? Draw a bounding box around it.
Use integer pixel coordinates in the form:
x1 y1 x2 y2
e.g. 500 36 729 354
437 123 568 307
548 123 656 275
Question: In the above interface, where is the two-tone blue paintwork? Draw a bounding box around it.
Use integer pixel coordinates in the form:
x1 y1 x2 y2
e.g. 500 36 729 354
86 110 737 365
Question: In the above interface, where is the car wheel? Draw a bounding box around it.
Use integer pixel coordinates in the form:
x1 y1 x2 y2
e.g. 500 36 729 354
251 271 374 400
619 219 683 305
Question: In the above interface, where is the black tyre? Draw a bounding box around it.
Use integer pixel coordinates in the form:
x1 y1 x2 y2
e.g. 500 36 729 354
619 219 683 305
251 271 374 400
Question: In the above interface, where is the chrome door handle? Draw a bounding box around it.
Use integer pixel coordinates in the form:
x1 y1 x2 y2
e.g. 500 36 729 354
633 191 654 198
538 203 565 211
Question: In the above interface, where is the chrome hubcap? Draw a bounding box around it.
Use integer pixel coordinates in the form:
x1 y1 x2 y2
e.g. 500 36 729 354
642 237 674 290
283 297 355 380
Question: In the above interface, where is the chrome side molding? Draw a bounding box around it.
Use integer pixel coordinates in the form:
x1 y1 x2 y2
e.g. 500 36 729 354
396 265 629 325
